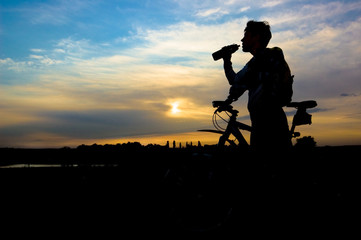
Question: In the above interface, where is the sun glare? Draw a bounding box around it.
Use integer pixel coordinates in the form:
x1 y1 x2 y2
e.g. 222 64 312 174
171 102 181 114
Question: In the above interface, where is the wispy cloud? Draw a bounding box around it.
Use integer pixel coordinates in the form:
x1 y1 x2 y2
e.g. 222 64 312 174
195 8 229 19
263 1 361 27
262 0 284 8
173 0 290 19
30 49 45 53
0 58 33 72
340 93 359 97
239 7 250 13
22 0 95 25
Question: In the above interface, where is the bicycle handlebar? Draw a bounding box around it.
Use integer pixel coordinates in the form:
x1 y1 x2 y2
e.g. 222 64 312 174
212 100 238 114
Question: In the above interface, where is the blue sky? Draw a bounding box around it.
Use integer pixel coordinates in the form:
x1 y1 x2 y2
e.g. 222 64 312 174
1 0 361 147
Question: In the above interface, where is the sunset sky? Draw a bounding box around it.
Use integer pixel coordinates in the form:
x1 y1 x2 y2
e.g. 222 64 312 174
1 0 361 148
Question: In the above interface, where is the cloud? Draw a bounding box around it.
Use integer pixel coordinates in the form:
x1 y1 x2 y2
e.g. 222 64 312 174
55 37 96 58
263 1 361 28
239 7 250 13
133 18 250 64
30 49 45 53
0 105 209 146
29 55 44 60
172 0 293 20
0 57 33 72
0 58 15 65
195 8 229 19
340 93 358 97
262 1 284 8
21 0 95 25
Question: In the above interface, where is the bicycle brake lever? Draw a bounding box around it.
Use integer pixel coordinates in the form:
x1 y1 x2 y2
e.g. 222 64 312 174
212 101 225 108
214 107 222 114
216 104 232 113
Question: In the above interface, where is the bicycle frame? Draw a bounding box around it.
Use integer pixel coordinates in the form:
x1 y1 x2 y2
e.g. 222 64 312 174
217 112 249 148
198 102 251 148
198 100 317 148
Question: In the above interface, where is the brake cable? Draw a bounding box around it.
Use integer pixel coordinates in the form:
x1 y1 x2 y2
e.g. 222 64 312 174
212 110 230 131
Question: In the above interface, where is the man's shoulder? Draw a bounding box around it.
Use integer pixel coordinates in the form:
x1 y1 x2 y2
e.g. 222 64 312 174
266 47 285 59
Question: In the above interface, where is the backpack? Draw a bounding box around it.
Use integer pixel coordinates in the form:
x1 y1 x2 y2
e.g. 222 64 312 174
262 47 294 107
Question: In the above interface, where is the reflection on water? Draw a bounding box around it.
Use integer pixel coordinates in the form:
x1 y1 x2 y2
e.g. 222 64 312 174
0 164 119 168
0 164 65 168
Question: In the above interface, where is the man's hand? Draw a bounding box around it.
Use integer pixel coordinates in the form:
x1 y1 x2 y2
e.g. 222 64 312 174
224 97 233 106
222 44 239 61
222 51 232 62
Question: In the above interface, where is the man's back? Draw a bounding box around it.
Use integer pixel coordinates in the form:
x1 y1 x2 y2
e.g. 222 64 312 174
247 47 293 113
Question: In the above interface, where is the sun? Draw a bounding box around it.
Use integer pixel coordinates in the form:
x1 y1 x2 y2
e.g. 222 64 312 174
171 102 181 114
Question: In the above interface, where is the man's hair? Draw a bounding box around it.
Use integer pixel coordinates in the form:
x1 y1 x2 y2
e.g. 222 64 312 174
244 20 272 48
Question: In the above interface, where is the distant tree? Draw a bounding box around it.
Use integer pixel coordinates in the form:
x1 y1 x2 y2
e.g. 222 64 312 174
295 136 317 148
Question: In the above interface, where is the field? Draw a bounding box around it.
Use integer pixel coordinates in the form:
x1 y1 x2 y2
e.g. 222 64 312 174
1 144 360 238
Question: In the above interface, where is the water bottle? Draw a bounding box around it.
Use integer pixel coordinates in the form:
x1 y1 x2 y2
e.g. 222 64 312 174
212 44 240 61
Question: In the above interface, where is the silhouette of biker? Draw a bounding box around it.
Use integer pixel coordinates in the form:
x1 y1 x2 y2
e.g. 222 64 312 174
221 20 292 152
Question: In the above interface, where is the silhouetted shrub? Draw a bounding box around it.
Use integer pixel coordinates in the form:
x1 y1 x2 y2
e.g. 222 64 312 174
295 136 317 148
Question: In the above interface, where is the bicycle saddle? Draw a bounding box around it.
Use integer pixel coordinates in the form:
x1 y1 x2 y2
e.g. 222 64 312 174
287 100 317 109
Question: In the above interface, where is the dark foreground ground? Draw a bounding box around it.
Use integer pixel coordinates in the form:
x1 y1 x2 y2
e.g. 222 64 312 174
0 145 360 238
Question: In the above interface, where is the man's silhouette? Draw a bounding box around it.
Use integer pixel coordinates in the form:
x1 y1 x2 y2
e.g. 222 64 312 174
221 20 292 151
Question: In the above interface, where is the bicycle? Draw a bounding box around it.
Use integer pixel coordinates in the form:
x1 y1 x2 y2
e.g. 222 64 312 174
162 100 318 235
198 100 318 148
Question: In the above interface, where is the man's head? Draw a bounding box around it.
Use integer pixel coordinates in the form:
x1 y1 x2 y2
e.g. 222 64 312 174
241 20 272 54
